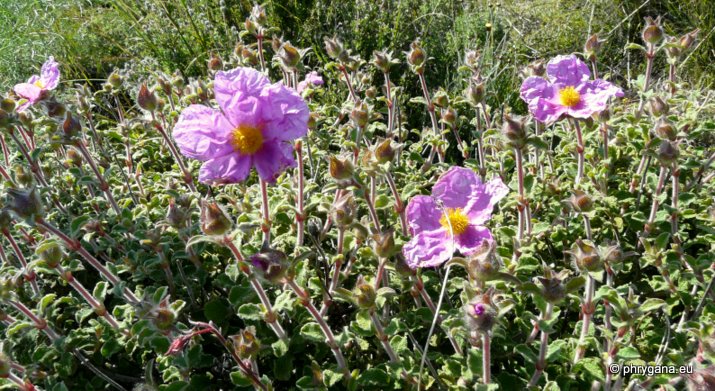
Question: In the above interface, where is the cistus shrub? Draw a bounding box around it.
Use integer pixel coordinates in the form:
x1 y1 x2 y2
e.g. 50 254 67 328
0 4 714 391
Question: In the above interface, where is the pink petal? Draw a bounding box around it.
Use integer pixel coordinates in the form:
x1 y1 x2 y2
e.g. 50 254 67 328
259 82 309 141
198 153 251 184
431 166 479 209
40 56 60 90
405 195 443 235
172 105 233 161
402 228 452 269
214 67 270 113
465 177 510 225
546 55 591 86
252 140 296 182
454 225 493 255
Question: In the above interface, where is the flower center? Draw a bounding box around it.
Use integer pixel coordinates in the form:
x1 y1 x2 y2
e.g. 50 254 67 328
559 86 581 107
230 125 264 154
439 208 469 236
33 80 45 88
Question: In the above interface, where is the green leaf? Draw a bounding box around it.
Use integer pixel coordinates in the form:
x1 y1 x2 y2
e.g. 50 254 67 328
323 368 343 387
640 298 666 313
237 303 263 321
38 294 57 312
617 346 641 360
358 368 390 386
230 371 253 387
300 322 325 343
93 281 108 301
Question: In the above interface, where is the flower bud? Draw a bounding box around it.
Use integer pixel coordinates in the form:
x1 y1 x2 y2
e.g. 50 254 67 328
6 187 44 221
442 107 457 127
46 100 66 118
568 190 594 213
171 71 185 89
501 113 527 149
199 200 232 236
655 120 677 141
166 198 188 229
207 53 223 71
657 140 679 166
374 139 395 164
528 60 546 77
324 37 346 62
570 239 602 272
353 275 376 309
466 82 485 105
332 194 356 228
365 86 377 99
250 249 289 284
350 101 369 128
14 165 33 187
36 240 64 268
372 50 392 73
137 84 158 112
62 112 81 141
372 229 395 258
407 40 426 69
244 18 258 35
231 326 261 359
584 34 604 61
152 308 176 331
0 352 10 378
432 92 449 109
538 277 566 303
650 97 669 117
599 242 625 264
240 47 259 66
642 16 664 45
678 29 699 51
464 297 497 333
107 72 123 88
250 4 267 25
464 50 480 70
279 42 301 70
329 156 354 181
1 98 15 112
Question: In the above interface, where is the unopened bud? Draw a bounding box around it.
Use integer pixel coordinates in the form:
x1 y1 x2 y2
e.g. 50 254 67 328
46 100 66 118
329 156 354 181
571 240 602 272
6 187 44 221
372 50 392 73
407 40 426 69
642 16 664 45
199 201 232 236
350 101 369 128
62 112 81 140
372 229 395 258
279 42 301 69
657 140 679 166
1 98 15 112
584 34 605 61
153 308 175 331
66 148 82 167
655 120 677 141
353 275 376 309
36 240 64 268
137 84 158 112
166 199 188 228
568 190 594 213
14 165 33 187
466 82 485 105
107 72 123 88
442 107 457 127
207 53 223 71
324 37 346 62
432 92 449 109
528 60 546 77
678 29 699 50
464 297 497 333
331 194 356 228
501 113 527 149
374 139 395 164
539 277 566 303
650 97 669 117
250 249 289 284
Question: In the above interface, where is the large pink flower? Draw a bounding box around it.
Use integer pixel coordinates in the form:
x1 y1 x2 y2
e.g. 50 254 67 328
402 167 509 269
520 55 624 124
172 67 309 184
13 57 60 112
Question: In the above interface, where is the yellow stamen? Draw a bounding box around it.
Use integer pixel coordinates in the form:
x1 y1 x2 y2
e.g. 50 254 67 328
33 80 45 88
230 125 264 154
439 208 469 236
559 86 581 107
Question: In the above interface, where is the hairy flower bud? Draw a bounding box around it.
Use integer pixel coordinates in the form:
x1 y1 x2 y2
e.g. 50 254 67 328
655 120 677 141
678 29 699 50
279 42 301 70
584 34 605 61
353 275 376 309
442 107 457 127
350 101 369 128
329 156 354 182
331 194 356 228
324 37 346 62
14 165 33 187
166 198 188 229
464 297 498 333
657 140 679 166
231 326 261 359
407 40 426 71
207 53 223 71
152 308 176 331
466 82 485 105
432 92 449 109
538 277 566 303
36 240 64 268
528 60 546 77
465 50 480 70
501 113 527 149
1 98 15 113
570 239 602 272
250 249 289 284
374 139 395 164
62 112 81 141
46 100 66 118
568 190 594 213
199 201 232 236
650 96 669 117
107 72 123 88
6 187 44 221
137 84 158 112
372 229 395 258
642 16 664 45
372 50 392 73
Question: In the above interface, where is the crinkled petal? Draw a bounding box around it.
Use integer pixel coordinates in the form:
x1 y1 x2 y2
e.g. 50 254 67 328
546 55 591 86
259 83 309 141
221 95 262 129
252 140 295 182
402 228 452 269
520 76 555 102
40 56 60 90
405 195 443 235
172 105 233 161
566 80 625 119
465 177 510 225
520 78 567 124
214 67 270 113
297 71 324 93
431 166 479 209
454 225 493 255
198 153 251 184
13 83 42 105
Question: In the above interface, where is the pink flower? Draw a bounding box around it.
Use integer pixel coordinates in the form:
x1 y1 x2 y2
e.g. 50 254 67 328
402 167 509 269
172 67 309 184
13 57 60 112
297 71 324 93
520 54 624 124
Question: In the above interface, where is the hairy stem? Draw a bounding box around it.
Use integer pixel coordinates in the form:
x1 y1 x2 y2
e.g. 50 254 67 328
574 275 595 363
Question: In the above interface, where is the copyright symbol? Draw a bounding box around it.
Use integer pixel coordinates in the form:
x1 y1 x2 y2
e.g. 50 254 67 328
609 363 620 374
